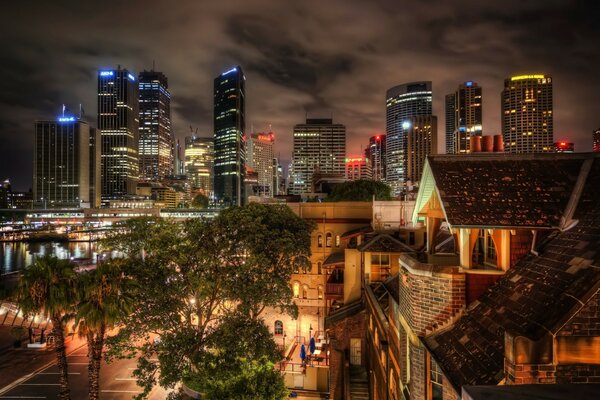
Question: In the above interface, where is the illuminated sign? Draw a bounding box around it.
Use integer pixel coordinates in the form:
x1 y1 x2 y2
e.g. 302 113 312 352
510 74 545 81
465 81 473 87
99 71 113 76
58 117 75 122
128 73 135 81
402 121 411 130
222 67 237 76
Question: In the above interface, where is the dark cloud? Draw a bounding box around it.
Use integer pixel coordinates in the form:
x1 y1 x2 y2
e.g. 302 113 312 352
0 0 599 190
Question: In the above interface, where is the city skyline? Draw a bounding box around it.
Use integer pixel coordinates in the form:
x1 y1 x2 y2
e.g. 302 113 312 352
1 1 600 190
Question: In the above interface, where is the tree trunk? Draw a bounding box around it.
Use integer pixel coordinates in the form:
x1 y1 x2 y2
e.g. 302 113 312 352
52 316 71 400
87 325 105 400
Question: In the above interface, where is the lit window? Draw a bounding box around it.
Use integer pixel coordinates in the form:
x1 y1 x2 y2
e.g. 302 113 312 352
293 282 300 298
335 235 341 247
318 285 323 300
302 285 309 299
326 233 332 248
317 235 323 248
274 320 283 336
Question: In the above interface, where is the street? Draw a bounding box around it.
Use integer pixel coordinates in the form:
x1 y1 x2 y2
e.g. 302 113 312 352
0 344 170 399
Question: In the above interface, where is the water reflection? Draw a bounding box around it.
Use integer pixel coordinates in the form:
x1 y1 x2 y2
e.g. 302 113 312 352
1 242 98 274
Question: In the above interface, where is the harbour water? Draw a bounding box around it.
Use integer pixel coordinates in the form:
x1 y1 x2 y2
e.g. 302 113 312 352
0 241 98 274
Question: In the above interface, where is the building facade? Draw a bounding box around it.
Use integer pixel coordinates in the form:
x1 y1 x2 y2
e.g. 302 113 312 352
247 132 275 197
502 74 553 153
386 82 432 195
213 66 246 206
138 70 173 182
594 129 600 152
554 141 574 153
406 115 438 184
33 117 100 208
368 135 386 181
0 179 12 209
98 68 140 203
290 119 346 195
184 136 213 196
345 156 372 181
445 81 482 154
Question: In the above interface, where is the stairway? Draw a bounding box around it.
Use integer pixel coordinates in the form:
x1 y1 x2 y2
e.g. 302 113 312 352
349 365 369 400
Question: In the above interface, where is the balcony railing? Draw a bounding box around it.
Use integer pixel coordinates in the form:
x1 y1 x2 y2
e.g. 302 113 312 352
325 283 343 297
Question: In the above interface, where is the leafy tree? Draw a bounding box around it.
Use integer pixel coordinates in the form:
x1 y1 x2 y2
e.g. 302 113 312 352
191 194 209 209
103 204 313 399
16 256 77 400
74 260 135 400
327 179 393 202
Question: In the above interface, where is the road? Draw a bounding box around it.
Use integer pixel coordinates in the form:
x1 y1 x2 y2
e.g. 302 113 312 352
0 344 170 399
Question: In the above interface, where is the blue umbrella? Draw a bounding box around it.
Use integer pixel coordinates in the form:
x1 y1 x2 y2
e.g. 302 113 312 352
309 337 316 354
300 344 306 361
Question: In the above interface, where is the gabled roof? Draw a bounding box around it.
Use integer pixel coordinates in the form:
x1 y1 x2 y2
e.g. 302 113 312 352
414 153 598 228
357 233 413 253
323 252 345 268
424 156 600 390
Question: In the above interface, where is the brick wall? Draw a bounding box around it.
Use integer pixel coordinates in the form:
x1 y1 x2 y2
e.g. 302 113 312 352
555 364 600 384
510 229 533 267
505 358 557 384
442 375 460 400
398 268 466 336
399 326 409 385
409 343 425 399
327 310 366 399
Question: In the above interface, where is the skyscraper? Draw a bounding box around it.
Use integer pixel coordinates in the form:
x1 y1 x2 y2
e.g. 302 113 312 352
185 136 213 196
406 115 438 184
290 118 346 195
33 116 100 208
594 129 600 153
445 81 482 154
213 66 245 206
138 70 173 182
345 156 372 181
247 132 275 197
98 67 139 203
385 81 432 194
502 74 553 153
367 135 386 181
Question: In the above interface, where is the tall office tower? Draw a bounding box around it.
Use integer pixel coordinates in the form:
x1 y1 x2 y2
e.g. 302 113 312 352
173 139 184 175
367 134 386 181
247 132 275 197
138 70 173 182
33 116 100 208
0 179 12 209
406 115 438 184
98 67 139 203
214 66 246 206
272 158 285 196
386 81 432 194
502 74 553 153
445 81 482 154
184 136 214 195
345 156 372 181
594 129 600 152
290 118 346 195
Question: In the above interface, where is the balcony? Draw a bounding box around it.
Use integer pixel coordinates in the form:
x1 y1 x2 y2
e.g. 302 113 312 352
325 271 344 299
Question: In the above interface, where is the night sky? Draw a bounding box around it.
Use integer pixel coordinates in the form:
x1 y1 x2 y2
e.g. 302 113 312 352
1 0 599 190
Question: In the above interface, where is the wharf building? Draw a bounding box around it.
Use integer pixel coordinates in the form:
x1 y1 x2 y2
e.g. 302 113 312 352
33 116 100 208
247 131 275 197
445 81 482 154
367 134 386 181
321 152 600 400
184 136 213 196
97 67 140 204
138 70 173 182
289 118 346 195
385 82 432 196
213 66 246 206
502 74 553 153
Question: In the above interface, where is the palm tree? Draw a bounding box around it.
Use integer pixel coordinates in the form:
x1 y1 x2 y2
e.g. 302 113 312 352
74 260 135 400
17 256 77 400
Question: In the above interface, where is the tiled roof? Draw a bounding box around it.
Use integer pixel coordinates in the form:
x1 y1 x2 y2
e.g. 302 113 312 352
425 155 600 390
357 233 413 253
341 225 373 239
428 153 590 228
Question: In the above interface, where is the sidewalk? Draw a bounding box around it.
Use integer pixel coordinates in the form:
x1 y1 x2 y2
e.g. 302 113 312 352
0 327 86 390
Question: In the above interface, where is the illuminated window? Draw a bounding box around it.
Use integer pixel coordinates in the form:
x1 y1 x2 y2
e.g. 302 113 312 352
326 233 332 248
274 320 283 336
318 285 323 299
302 285 309 299
335 235 341 247
293 282 300 298
317 235 323 248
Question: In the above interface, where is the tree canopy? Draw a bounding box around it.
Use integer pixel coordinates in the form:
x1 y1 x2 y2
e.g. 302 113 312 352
327 179 393 202
103 203 313 399
191 193 209 209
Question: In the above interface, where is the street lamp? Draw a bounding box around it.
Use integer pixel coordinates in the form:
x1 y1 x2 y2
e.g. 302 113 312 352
309 324 313 339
